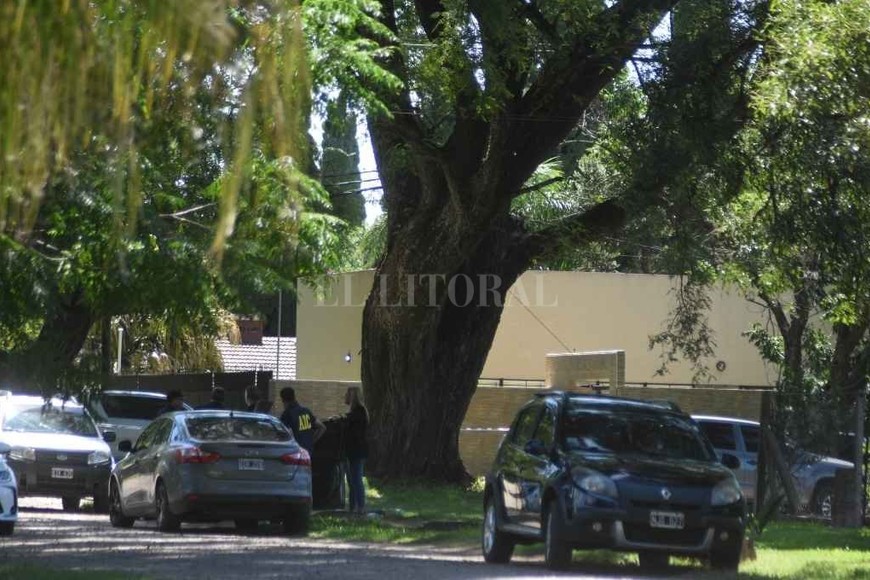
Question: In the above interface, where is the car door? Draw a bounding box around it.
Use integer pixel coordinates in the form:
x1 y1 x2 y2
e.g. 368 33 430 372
697 420 747 490
737 423 760 505
499 403 542 524
518 404 557 529
138 418 174 508
120 421 161 510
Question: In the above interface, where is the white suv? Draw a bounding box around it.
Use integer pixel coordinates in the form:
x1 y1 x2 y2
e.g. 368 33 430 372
692 415 853 517
0 442 18 535
87 391 191 460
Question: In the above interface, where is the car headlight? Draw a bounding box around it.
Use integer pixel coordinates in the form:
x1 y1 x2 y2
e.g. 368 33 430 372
88 450 112 465
711 477 742 506
575 472 619 499
0 469 10 483
9 447 35 461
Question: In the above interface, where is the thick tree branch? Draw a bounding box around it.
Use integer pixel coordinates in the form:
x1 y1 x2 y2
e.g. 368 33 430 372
518 0 557 41
497 0 677 194
523 199 627 260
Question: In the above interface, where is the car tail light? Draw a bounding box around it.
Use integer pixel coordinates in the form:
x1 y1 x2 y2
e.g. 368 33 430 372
280 449 310 466
175 447 221 464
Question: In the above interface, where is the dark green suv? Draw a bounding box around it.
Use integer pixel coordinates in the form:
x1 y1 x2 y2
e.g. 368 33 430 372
482 393 746 571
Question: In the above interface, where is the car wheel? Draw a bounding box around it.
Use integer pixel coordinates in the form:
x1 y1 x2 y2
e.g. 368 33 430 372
282 505 310 537
0 522 13 536
710 546 741 571
481 497 515 564
813 480 833 518
155 482 181 532
109 481 135 529
544 502 572 571
235 518 259 533
638 551 669 570
62 496 80 512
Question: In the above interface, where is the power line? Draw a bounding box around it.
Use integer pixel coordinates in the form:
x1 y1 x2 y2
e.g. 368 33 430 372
320 169 381 179
323 177 383 187
508 289 572 352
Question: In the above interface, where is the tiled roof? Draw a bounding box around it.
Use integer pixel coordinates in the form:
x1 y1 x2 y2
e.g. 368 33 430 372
215 336 297 380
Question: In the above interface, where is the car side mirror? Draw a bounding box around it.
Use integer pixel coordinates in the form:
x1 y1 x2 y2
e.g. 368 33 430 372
721 453 741 469
0 442 9 456
524 439 548 456
117 440 133 453
102 430 117 443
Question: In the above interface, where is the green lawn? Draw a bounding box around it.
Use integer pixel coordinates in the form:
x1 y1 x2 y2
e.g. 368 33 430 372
312 480 870 579
736 522 870 579
310 477 481 544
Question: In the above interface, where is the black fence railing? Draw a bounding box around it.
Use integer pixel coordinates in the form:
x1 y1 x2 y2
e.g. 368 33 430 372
477 378 773 390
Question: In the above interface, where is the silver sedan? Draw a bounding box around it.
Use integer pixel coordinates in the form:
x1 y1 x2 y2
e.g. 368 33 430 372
109 410 312 535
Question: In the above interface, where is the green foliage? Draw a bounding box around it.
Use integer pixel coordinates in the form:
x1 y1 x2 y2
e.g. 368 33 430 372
305 0 401 114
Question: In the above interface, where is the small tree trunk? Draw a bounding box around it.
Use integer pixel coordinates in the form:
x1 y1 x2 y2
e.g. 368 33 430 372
101 316 113 377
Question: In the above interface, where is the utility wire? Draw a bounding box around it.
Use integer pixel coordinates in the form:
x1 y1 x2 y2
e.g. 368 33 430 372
508 289 572 352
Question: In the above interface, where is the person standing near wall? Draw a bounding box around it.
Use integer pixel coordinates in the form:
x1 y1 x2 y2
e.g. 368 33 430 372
343 386 369 514
196 387 226 410
279 387 325 456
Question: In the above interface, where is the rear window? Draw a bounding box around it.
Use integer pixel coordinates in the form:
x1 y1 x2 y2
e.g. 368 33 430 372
99 394 168 421
2 404 98 438
185 416 292 442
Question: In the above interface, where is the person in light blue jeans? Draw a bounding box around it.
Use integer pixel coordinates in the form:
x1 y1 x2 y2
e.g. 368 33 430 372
343 386 369 514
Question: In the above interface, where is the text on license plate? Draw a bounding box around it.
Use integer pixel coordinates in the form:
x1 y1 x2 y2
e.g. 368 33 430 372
51 467 74 479
238 458 264 471
649 511 684 529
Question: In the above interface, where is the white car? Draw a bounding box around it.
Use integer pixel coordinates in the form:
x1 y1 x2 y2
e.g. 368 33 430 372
87 391 191 460
0 442 19 535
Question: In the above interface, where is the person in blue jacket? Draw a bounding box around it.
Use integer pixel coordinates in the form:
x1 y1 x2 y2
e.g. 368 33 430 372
279 387 325 455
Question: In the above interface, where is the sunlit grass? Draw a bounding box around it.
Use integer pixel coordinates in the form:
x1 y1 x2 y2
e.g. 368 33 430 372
312 482 870 580
309 477 482 544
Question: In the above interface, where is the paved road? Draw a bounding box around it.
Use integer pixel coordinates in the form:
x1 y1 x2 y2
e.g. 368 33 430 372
0 499 667 580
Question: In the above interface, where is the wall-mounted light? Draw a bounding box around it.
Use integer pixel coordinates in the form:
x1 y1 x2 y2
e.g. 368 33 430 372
344 351 352 364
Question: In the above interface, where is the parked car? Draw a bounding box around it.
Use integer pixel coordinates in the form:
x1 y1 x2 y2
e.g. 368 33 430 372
86 390 192 460
0 393 114 512
483 393 745 571
0 442 18 535
109 410 312 534
692 415 853 517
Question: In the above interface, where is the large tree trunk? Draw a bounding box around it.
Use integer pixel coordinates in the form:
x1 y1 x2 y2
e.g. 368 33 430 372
362 214 532 482
0 289 95 393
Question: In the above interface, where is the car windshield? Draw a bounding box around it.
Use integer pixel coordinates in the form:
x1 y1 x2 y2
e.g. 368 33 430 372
562 408 713 462
2 404 99 437
185 416 292 442
96 393 168 421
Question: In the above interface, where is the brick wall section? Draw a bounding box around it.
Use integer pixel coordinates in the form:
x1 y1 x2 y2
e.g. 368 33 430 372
271 380 770 476
619 386 766 421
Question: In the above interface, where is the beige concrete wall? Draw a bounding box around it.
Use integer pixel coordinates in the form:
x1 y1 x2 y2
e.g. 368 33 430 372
297 270 776 387
296 271 373 381
483 271 773 385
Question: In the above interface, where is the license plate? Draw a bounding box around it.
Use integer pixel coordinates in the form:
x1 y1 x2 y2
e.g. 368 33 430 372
650 511 684 529
51 467 74 479
238 458 264 471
